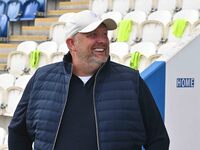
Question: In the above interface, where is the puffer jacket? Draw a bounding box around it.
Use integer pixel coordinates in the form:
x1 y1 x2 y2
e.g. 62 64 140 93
9 54 146 150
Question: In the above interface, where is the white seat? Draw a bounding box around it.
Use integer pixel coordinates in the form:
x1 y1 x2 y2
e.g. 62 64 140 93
49 52 65 63
109 42 129 64
122 53 149 72
101 11 123 24
111 0 134 15
15 74 32 89
182 0 200 10
37 41 58 58
90 0 111 16
139 20 165 45
0 87 6 113
130 42 157 57
0 127 6 145
101 11 123 41
16 41 38 55
166 21 192 43
134 0 156 14
5 86 23 116
0 73 15 89
173 9 199 24
115 20 139 45
148 10 172 26
49 22 68 46
192 20 200 34
58 42 69 54
7 51 29 77
58 12 76 23
123 10 147 24
28 52 49 74
156 0 181 12
157 42 177 56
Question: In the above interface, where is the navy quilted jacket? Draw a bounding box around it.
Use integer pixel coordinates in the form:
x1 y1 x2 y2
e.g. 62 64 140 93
9 54 146 150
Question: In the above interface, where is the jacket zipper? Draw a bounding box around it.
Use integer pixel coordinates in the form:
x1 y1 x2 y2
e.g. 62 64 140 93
51 66 73 150
93 64 105 150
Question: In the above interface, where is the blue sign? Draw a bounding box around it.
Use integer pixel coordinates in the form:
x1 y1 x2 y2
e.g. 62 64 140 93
176 78 194 88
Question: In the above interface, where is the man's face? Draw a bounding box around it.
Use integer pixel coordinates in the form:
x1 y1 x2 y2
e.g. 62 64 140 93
72 24 110 67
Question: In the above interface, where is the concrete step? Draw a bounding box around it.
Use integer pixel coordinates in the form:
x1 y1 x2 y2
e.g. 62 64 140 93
34 17 58 26
59 1 90 10
47 9 86 17
22 26 50 36
0 63 6 71
9 35 48 43
0 43 18 70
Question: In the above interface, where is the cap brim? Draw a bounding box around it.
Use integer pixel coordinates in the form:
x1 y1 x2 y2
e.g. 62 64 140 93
79 18 117 33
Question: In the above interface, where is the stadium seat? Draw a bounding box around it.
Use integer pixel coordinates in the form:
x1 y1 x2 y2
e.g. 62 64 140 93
148 10 172 26
123 10 147 24
138 20 166 45
90 0 111 16
58 12 76 23
37 0 47 16
6 0 22 22
7 51 29 77
157 42 177 55
0 127 6 145
0 14 9 42
36 41 58 58
0 86 6 112
156 0 182 12
0 73 15 89
17 40 38 55
111 0 134 15
130 42 157 57
115 19 140 45
49 22 67 46
192 20 200 34
58 42 69 54
109 42 129 64
101 11 122 41
5 86 23 116
18 0 26 5
15 74 32 89
28 51 49 74
166 20 192 43
173 9 199 24
20 0 39 21
182 0 200 10
0 0 6 15
49 52 65 63
134 0 156 14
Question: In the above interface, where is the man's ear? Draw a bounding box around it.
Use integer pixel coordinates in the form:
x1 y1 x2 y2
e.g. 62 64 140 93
66 38 75 52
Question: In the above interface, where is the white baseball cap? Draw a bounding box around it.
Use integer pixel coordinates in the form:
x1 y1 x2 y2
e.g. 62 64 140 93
65 10 117 38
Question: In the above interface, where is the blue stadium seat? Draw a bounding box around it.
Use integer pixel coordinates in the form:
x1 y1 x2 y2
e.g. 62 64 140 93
6 0 22 22
20 0 39 21
18 0 27 5
0 0 6 15
0 14 9 42
37 0 47 16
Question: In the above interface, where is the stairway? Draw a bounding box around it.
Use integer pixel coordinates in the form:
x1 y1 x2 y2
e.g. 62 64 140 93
0 0 90 71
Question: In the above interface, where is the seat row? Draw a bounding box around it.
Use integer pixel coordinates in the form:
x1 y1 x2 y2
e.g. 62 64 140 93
0 0 46 19
52 11 200 47
90 0 200 16
5 40 69 77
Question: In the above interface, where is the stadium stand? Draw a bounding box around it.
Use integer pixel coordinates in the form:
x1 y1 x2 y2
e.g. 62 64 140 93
6 0 22 22
0 0 6 15
0 14 9 42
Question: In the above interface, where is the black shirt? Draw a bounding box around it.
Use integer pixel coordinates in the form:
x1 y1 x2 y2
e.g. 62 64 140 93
54 74 97 150
54 74 169 150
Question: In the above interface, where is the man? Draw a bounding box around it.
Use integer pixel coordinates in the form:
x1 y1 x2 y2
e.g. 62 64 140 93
8 10 169 150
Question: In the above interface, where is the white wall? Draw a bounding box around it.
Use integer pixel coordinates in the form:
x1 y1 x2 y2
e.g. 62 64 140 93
164 34 200 150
